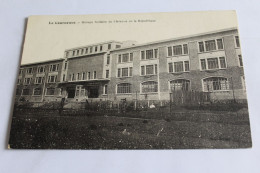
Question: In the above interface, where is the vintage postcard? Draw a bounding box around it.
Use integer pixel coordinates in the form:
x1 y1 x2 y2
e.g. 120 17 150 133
9 11 252 149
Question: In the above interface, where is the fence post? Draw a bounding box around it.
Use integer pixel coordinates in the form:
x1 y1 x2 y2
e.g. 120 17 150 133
170 93 172 115
230 77 236 103
117 102 120 113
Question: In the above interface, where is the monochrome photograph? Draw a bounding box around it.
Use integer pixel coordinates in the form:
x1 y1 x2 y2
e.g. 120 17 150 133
8 11 252 149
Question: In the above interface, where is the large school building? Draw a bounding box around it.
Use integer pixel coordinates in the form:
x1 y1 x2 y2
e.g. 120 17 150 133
15 27 247 103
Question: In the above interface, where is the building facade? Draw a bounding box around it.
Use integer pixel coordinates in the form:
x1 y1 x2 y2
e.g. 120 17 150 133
15 28 247 103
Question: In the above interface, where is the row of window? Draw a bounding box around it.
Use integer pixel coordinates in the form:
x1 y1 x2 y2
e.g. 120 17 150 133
103 77 234 95
200 57 226 70
168 44 188 56
18 54 243 85
116 55 242 77
18 76 245 97
67 44 120 57
115 37 240 63
198 39 224 53
117 67 132 78
18 88 56 96
20 75 58 85
69 71 98 81
141 49 159 60
169 61 189 73
19 64 60 75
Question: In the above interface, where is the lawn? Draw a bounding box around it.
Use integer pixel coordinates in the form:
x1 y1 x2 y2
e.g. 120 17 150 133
8 108 252 149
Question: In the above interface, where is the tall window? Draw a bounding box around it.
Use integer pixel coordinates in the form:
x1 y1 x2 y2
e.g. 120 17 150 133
219 57 226 68
141 66 145 75
100 45 103 51
85 48 88 54
146 65 154 75
107 54 110 65
174 62 184 72
122 53 129 62
168 47 173 56
82 72 85 80
141 64 157 76
170 79 190 91
168 44 188 56
183 44 188 54
63 74 66 81
108 44 111 49
77 73 80 80
203 77 229 92
146 49 154 59
90 47 93 53
93 71 97 79
46 88 55 95
235 36 240 47
169 63 173 73
130 53 133 61
198 38 224 52
122 68 128 77
173 45 183 55
117 69 121 78
205 40 216 51
200 57 226 70
103 84 108 94
88 72 91 80
217 39 224 49
106 70 109 78
72 74 75 81
140 49 158 60
141 51 145 60
198 42 204 52
117 83 131 94
201 59 206 70
95 46 98 52
238 55 243 67
33 88 42 95
118 54 121 63
168 61 189 73
207 58 219 69
141 81 158 93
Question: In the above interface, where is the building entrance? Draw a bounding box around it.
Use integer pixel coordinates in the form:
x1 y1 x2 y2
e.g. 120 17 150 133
88 87 99 98
67 88 75 98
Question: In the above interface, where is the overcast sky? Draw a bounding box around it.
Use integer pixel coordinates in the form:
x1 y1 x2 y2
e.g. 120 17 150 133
21 11 238 64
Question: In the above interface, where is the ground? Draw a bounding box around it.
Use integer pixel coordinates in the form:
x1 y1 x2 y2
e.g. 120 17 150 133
8 107 252 149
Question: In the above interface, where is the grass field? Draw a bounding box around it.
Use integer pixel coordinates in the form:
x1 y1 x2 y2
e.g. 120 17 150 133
9 108 252 149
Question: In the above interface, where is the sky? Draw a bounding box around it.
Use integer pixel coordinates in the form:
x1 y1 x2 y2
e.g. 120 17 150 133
21 11 238 64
